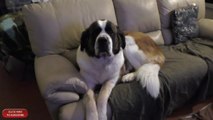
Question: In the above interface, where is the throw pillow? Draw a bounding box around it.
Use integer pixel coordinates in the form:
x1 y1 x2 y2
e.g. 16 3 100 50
171 4 199 44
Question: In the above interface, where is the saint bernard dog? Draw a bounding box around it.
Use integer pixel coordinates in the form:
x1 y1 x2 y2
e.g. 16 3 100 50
77 19 165 120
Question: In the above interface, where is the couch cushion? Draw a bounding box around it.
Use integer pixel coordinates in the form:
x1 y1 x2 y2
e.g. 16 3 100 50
199 18 213 39
157 0 205 45
60 49 78 69
113 0 164 45
23 0 117 56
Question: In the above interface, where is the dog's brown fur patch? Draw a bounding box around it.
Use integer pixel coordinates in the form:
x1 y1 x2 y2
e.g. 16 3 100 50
125 32 165 67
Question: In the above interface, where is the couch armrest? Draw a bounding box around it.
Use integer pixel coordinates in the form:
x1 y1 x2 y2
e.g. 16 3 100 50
199 18 213 39
35 55 87 105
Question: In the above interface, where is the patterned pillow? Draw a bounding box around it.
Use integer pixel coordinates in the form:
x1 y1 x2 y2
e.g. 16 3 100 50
171 4 199 44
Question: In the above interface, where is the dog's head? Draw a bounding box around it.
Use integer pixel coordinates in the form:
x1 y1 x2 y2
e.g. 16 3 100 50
80 19 125 58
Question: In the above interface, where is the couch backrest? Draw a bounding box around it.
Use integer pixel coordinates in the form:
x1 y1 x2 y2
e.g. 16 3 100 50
113 0 165 45
23 0 206 56
23 0 117 57
157 0 206 44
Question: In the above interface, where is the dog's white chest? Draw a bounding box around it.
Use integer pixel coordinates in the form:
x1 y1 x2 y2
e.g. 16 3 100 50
92 60 118 80
77 47 124 88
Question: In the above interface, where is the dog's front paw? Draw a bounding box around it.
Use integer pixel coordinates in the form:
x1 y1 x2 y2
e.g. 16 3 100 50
97 104 107 120
121 72 135 82
98 113 107 120
87 89 94 97
83 90 98 120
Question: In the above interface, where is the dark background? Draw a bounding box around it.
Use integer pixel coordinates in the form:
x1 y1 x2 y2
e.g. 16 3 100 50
0 0 8 15
206 0 213 3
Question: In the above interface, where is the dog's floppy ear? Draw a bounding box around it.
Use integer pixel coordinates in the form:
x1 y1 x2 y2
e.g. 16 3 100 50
80 28 89 51
117 27 126 49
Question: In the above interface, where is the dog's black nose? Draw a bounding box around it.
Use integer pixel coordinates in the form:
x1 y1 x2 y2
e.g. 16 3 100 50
97 36 111 57
98 37 109 44
98 37 109 51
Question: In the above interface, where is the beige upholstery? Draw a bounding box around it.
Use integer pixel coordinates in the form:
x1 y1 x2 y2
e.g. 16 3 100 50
157 0 206 44
23 0 117 57
35 55 88 120
113 0 164 45
35 55 86 97
59 100 112 120
199 19 213 39
61 49 78 68
59 101 84 120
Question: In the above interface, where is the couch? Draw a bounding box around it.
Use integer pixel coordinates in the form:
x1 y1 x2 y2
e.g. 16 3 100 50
22 0 213 119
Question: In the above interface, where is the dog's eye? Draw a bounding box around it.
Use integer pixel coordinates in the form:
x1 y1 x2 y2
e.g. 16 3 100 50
105 27 114 34
92 28 101 35
96 28 101 33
